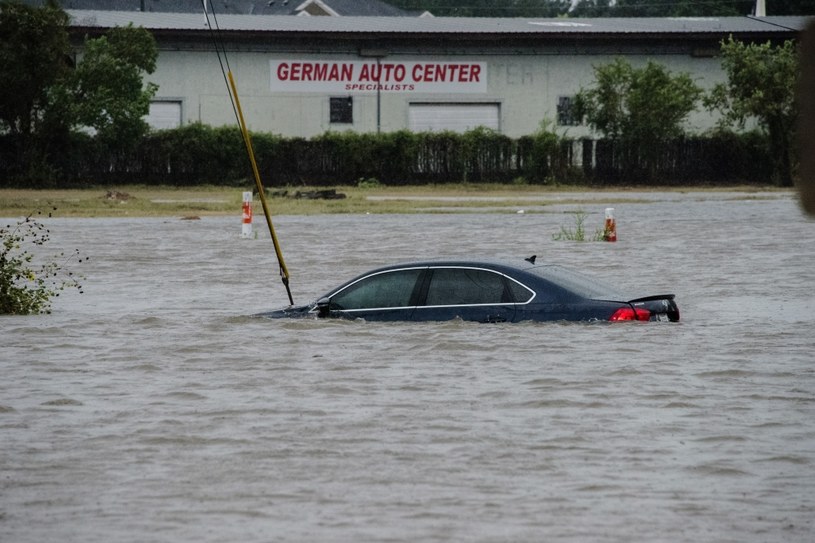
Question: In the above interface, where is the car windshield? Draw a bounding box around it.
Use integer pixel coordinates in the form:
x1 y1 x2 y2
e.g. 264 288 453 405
526 265 630 301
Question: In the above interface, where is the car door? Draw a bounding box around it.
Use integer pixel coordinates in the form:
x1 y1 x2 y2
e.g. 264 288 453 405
327 267 426 321
413 266 516 323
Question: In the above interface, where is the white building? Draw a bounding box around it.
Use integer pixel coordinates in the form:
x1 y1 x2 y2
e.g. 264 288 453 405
66 11 809 138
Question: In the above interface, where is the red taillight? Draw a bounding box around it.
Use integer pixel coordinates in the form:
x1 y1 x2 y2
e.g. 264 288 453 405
609 307 651 321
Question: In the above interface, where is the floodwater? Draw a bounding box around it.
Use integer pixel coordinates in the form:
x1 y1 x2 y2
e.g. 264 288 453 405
2 191 814 542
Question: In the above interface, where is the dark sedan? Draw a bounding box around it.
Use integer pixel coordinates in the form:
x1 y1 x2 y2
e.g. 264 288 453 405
258 257 680 323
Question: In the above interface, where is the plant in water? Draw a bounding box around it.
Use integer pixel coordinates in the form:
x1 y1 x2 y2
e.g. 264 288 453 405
1 210 85 314
552 210 605 242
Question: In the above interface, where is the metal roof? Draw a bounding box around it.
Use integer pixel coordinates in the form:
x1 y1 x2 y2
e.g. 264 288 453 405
66 10 810 36
20 0 419 16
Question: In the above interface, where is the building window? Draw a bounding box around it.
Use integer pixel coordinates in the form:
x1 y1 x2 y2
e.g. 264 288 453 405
557 96 581 126
330 97 353 124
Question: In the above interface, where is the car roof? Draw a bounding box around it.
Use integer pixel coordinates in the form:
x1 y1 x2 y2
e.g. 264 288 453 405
367 257 535 273
358 257 631 301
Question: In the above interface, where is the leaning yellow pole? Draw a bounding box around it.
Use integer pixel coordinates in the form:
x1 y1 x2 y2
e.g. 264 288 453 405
227 70 293 305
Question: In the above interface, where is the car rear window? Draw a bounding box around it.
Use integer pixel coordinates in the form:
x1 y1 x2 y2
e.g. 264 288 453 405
526 265 629 301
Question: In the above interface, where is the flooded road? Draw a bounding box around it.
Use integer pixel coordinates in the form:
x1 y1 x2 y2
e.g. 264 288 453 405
2 191 814 542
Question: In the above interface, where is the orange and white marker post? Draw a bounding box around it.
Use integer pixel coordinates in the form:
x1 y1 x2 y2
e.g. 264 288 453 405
241 191 253 238
604 207 617 242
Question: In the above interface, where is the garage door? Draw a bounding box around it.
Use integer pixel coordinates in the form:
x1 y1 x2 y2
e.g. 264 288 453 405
409 103 500 133
147 101 182 130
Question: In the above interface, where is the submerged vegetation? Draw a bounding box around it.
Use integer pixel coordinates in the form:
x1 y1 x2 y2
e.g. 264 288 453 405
0 210 84 314
551 210 607 242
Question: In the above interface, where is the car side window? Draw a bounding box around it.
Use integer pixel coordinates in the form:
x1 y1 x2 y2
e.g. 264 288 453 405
331 269 423 310
508 279 534 303
425 268 510 306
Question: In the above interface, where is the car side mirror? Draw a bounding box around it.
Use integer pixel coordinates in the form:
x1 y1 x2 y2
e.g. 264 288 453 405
316 297 331 318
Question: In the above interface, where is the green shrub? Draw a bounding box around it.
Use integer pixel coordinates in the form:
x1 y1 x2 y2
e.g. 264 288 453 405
552 210 605 242
1 212 84 314
0 125 779 187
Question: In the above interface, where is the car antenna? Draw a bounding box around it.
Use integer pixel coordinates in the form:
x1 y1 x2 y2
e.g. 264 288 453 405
525 255 537 264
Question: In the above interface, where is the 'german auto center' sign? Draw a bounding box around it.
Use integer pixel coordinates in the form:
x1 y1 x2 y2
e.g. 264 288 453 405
270 60 487 94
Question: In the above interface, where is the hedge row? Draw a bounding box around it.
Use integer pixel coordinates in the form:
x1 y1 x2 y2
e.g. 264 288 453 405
0 124 772 187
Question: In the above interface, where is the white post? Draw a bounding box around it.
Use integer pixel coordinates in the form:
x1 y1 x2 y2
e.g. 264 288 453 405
241 191 253 238
604 207 617 242
755 0 766 16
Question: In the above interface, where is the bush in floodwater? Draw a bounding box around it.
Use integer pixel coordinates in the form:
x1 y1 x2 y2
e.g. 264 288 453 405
552 210 606 242
0 211 85 314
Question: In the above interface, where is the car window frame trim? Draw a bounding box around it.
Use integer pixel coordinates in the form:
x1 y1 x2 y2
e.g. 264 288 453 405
313 264 537 315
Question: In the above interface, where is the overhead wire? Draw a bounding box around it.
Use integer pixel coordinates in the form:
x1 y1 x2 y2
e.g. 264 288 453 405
200 0 294 306
201 2 239 123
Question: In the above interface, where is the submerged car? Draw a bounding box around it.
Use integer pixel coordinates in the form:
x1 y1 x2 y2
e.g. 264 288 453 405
258 257 679 323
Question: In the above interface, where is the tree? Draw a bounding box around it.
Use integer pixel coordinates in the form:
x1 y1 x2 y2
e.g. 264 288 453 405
0 1 157 182
705 38 799 186
392 0 814 17
772 0 815 15
575 58 701 141
54 24 158 150
574 58 702 179
611 0 754 17
0 0 70 177
0 0 69 137
391 0 570 17
603 0 812 16
570 0 613 18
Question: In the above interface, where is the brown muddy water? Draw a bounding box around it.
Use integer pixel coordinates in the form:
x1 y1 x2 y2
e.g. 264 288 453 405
2 191 814 542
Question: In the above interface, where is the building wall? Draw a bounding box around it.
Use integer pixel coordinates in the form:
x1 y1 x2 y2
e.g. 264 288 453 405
147 45 728 138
